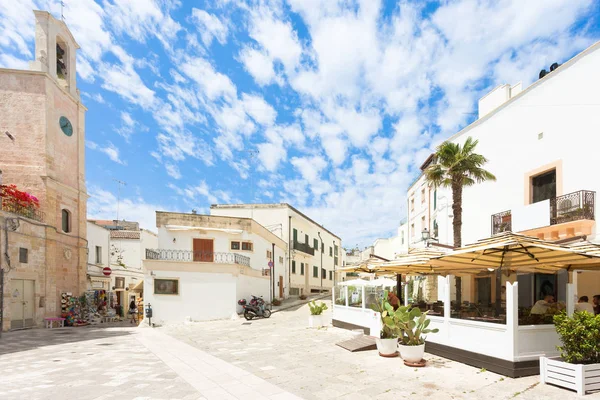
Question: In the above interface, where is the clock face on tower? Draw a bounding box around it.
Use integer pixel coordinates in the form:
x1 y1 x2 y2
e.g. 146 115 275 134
59 116 73 137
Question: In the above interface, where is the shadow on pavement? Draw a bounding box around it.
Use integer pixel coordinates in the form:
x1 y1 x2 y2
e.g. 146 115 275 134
0 323 136 356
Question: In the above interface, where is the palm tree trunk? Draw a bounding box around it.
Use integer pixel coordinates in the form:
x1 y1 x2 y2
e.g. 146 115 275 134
451 181 463 311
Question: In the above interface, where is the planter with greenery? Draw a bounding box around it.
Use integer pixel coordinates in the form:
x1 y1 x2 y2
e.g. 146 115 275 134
308 301 328 328
540 312 600 395
272 298 281 306
371 291 402 356
397 307 439 363
299 294 307 300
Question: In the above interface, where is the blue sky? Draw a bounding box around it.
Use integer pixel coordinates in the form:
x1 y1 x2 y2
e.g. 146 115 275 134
2 0 600 247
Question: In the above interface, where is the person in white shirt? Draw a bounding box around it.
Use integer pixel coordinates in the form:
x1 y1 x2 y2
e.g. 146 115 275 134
531 295 554 315
574 296 595 314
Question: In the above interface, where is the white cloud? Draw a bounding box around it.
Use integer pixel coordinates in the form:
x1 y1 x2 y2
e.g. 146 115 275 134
86 141 127 165
0 53 28 69
241 93 277 126
239 47 279 86
165 163 182 179
87 186 164 232
180 57 237 101
191 8 228 47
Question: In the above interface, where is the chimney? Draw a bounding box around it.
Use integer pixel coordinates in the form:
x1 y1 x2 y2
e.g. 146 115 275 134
478 82 522 118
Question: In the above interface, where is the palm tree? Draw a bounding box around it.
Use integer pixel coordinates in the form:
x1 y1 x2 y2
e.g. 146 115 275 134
425 137 496 308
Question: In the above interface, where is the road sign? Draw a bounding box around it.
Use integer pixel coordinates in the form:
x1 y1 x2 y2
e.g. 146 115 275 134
103 267 112 276
268 261 274 268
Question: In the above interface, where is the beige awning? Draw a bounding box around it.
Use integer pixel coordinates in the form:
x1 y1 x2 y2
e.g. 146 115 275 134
131 279 144 292
428 232 600 274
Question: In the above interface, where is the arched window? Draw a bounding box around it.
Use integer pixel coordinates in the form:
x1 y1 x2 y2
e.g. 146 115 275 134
61 209 71 233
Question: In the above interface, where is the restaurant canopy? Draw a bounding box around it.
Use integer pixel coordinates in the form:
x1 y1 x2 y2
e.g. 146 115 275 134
428 231 600 274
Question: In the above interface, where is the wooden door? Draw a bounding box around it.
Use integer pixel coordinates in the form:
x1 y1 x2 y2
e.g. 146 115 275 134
10 279 34 329
193 239 214 262
279 276 284 298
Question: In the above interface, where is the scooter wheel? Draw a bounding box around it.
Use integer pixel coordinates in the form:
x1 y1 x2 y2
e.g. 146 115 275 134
263 309 272 318
244 310 254 321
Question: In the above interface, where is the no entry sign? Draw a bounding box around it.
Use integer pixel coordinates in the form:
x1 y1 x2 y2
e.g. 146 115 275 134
102 267 112 276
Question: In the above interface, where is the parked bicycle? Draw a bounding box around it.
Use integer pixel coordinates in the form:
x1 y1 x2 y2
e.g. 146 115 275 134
238 295 271 320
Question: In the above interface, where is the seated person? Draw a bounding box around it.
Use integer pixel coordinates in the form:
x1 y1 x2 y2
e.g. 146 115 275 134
593 295 600 316
530 294 555 315
575 296 595 314
387 291 400 310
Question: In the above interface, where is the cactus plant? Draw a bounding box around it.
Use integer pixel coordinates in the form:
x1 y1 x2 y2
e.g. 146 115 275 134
308 301 328 315
396 307 439 346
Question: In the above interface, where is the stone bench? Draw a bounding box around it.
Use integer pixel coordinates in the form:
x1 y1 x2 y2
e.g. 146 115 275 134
44 317 66 329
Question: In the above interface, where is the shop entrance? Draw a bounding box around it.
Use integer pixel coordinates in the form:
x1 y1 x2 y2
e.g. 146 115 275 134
10 279 35 329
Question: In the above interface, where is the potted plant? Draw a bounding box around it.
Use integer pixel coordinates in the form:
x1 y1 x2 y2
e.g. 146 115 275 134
540 312 600 395
371 291 401 357
299 294 307 300
397 307 439 364
308 301 328 328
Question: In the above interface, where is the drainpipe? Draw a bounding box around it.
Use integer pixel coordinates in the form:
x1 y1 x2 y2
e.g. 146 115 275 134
272 242 275 300
318 232 323 293
288 216 292 291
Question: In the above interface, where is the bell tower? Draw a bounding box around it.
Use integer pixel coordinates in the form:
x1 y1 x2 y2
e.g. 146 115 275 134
29 10 80 99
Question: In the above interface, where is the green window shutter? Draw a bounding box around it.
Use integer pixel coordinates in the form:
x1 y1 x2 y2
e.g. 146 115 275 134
293 228 298 242
292 260 296 274
313 266 318 277
301 263 304 275
314 238 318 249
434 190 437 210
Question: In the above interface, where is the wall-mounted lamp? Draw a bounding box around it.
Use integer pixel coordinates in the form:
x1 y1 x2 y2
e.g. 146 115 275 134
172 238 176 243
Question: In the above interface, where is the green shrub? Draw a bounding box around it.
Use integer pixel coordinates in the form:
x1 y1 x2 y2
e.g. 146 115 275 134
554 311 600 364
308 301 328 315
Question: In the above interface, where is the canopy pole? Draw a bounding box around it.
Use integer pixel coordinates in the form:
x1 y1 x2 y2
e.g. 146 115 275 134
396 274 402 304
495 247 507 316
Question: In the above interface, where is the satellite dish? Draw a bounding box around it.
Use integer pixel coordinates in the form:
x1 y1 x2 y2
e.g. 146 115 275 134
550 62 560 72
539 69 548 79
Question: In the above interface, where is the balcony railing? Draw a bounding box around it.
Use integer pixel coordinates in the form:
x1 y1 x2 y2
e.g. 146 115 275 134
145 249 250 267
491 190 595 235
550 190 595 225
491 210 512 235
293 240 315 256
0 202 45 222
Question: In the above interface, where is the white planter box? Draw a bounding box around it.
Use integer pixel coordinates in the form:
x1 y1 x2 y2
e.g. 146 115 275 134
540 356 600 395
309 314 323 328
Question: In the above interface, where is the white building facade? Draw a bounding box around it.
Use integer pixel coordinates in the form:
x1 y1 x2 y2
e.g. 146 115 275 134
210 204 342 296
143 212 286 324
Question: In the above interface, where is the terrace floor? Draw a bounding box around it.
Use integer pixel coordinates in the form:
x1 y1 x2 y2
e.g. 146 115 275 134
0 301 598 399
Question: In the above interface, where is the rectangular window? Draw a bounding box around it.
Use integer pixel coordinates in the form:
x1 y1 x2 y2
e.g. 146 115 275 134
421 188 426 203
321 243 324 253
314 238 319 250
321 268 326 279
433 189 437 210
300 263 304 275
329 246 333 257
266 250 272 259
115 277 125 289
242 242 253 251
329 271 333 280
19 248 28 263
95 246 102 264
293 228 298 242
313 266 318 278
410 198 414 211
305 234 309 244
279 256 284 263
154 279 179 295
292 260 296 274
531 169 556 203
334 256 339 266
334 244 338 256
231 241 240 250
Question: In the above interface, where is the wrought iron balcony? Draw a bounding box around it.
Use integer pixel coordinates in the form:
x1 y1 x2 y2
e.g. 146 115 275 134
491 210 512 235
0 202 45 222
293 240 315 255
145 249 250 267
491 190 595 235
550 190 595 225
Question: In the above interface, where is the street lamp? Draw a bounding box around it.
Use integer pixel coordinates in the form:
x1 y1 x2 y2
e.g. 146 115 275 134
421 228 430 242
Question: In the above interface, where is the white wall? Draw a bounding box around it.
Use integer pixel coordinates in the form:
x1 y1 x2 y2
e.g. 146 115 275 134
87 222 109 268
144 270 237 323
450 45 600 244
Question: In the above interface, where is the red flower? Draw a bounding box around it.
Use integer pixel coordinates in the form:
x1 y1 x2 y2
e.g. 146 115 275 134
0 184 40 209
